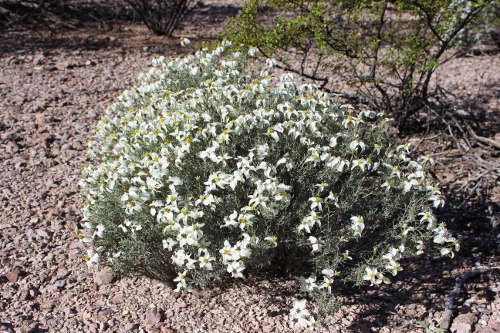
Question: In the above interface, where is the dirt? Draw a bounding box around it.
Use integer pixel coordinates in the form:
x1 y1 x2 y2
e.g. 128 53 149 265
0 1 499 332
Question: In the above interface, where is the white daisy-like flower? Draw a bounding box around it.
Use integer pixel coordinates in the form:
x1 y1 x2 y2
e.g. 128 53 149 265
376 272 391 285
180 37 191 47
309 196 323 211
349 140 365 152
162 238 177 251
84 248 99 268
363 267 378 285
304 275 317 291
308 236 322 253
198 249 215 270
350 216 365 237
248 47 258 57
227 261 245 278
266 58 277 68
385 260 402 276
264 236 278 247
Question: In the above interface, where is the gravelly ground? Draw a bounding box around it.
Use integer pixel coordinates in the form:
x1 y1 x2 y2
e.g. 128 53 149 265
0 1 499 332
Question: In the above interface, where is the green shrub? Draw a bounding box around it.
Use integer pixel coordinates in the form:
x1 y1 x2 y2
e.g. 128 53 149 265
457 0 500 52
79 42 458 329
224 0 493 129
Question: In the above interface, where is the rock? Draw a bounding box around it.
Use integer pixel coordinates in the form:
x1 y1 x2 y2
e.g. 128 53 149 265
5 269 20 283
487 319 500 331
494 132 500 143
50 279 66 291
55 268 70 280
146 307 163 326
46 319 58 328
110 294 124 304
153 323 175 333
40 300 55 311
475 328 496 333
450 313 477 333
36 228 51 239
5 141 19 154
44 66 58 72
261 322 276 333
33 54 45 65
96 309 113 322
94 267 114 285
34 111 48 125
390 329 405 333
57 61 75 70
173 299 187 310
19 320 39 333
0 322 14 333
19 289 31 301
86 322 99 332
7 56 24 65
124 323 139 330
404 303 427 318
68 240 82 249
454 109 471 118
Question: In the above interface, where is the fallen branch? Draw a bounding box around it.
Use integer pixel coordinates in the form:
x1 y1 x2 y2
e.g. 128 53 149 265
467 125 500 150
440 266 500 330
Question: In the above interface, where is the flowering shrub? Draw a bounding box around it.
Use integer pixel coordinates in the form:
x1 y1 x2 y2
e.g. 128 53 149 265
79 41 458 329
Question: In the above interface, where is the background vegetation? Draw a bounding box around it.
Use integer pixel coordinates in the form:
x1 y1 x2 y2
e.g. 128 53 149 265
225 0 497 130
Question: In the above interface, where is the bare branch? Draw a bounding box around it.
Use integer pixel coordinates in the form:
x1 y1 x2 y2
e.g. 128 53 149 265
440 267 500 331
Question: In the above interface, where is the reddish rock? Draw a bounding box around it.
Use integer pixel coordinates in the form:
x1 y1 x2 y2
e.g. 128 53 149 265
5 269 20 283
146 307 163 326
450 313 477 333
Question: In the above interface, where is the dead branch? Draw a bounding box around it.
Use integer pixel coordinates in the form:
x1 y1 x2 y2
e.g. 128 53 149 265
467 125 500 150
439 266 500 330
457 167 496 193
